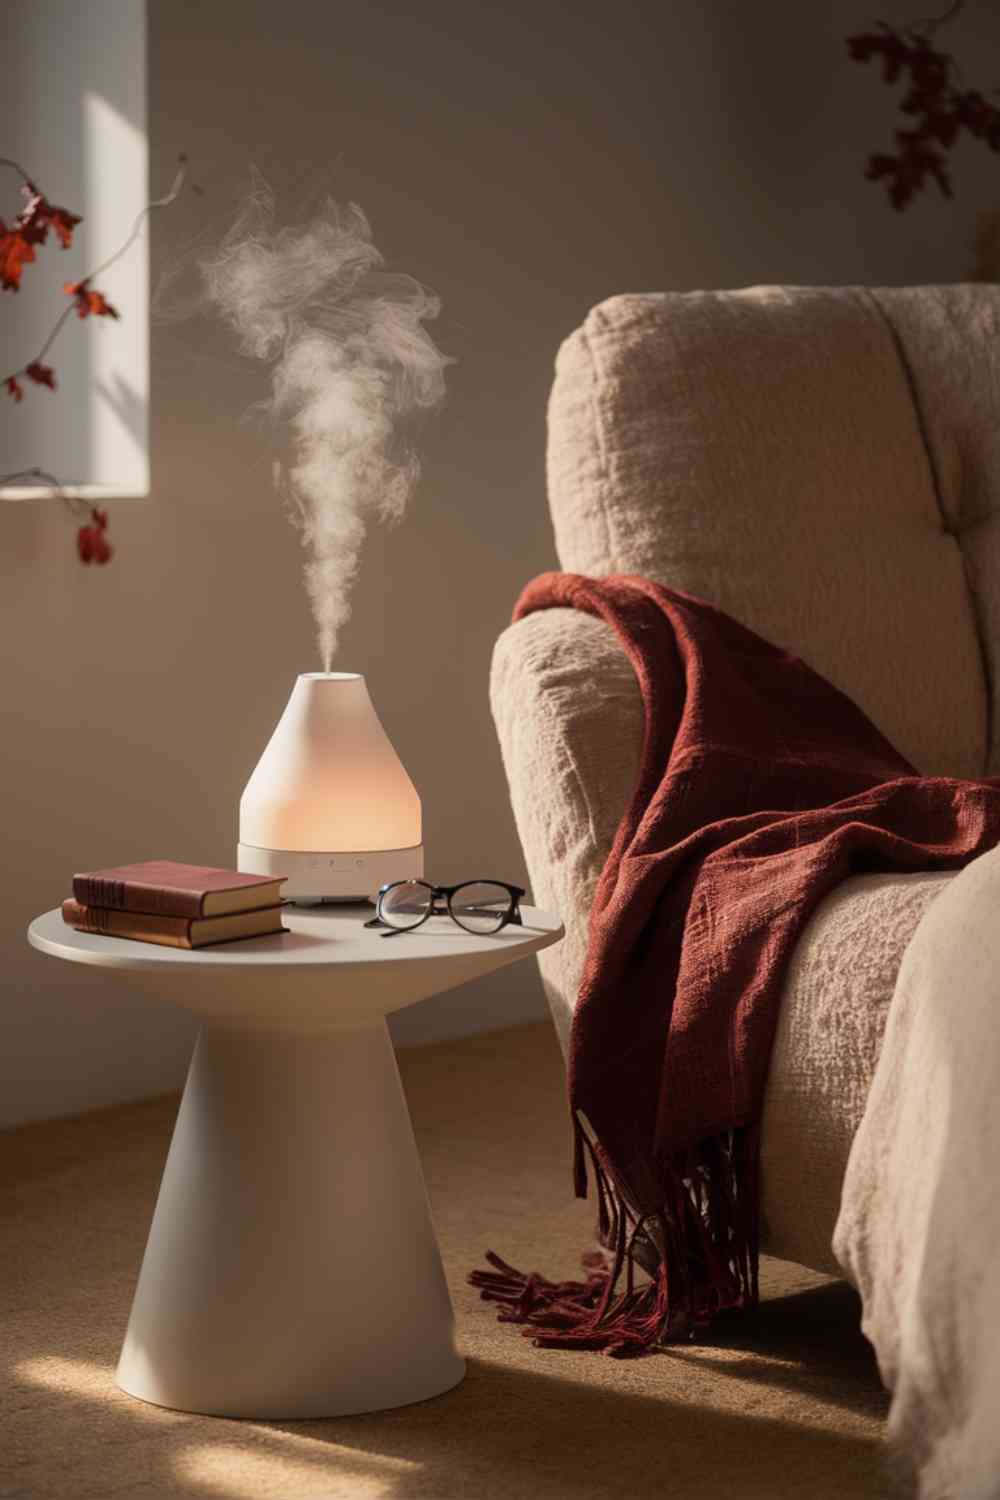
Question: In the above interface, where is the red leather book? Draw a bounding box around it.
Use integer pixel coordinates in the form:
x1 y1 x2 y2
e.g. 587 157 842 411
71 861 285 919
61 898 286 949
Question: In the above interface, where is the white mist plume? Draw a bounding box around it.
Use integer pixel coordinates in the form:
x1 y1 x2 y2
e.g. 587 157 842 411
201 175 448 669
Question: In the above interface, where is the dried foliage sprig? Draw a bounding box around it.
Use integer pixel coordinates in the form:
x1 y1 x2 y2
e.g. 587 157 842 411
0 468 112 565
847 2 1000 209
2 154 194 564
0 157 81 296
2 154 189 402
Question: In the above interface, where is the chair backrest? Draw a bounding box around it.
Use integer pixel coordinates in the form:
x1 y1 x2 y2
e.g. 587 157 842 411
547 286 1000 778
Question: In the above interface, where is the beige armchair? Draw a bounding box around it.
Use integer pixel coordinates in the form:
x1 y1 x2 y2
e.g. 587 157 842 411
491 286 1000 1276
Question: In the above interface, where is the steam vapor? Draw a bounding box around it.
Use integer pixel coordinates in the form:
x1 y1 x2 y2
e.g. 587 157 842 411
201 175 448 669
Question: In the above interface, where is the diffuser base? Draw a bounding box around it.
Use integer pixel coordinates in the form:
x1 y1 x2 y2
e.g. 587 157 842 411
237 842 424 903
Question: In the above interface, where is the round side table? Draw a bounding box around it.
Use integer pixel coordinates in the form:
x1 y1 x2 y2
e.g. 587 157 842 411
27 902 562 1420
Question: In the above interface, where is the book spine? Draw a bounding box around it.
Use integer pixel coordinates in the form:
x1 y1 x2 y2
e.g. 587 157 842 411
70 878 203 918
61 899 195 949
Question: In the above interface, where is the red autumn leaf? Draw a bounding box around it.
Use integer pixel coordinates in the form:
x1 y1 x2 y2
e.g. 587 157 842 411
0 224 36 291
14 188 49 246
5 375 23 402
15 186 82 249
77 507 113 565
865 133 954 212
64 280 120 320
845 31 880 62
906 42 951 99
42 203 82 250
25 360 56 391
957 90 1000 143
846 28 910 86
0 187 82 289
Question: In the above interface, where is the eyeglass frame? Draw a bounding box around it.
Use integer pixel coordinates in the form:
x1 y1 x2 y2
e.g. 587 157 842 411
364 879 526 938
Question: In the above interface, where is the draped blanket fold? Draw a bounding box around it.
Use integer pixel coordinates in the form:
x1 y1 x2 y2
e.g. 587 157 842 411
470 572 1000 1355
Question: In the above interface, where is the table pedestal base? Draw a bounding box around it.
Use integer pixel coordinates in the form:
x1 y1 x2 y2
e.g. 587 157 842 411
116 1019 464 1418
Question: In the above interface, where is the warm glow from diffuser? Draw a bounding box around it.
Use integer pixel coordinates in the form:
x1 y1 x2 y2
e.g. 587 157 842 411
239 674 421 853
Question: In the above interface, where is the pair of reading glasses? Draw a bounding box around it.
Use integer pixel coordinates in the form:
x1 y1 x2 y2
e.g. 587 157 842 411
365 880 525 938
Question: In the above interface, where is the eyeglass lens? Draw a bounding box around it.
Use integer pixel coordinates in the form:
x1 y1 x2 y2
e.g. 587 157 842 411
449 882 512 934
380 880 434 929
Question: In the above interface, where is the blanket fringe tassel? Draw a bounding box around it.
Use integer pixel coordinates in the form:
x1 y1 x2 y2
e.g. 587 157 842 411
468 1116 761 1357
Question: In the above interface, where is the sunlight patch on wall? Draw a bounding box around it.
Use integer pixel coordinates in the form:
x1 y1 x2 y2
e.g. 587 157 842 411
86 88 149 495
0 0 148 499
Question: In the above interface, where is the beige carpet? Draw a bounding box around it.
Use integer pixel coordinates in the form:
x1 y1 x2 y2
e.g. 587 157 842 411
2 1023 891 1499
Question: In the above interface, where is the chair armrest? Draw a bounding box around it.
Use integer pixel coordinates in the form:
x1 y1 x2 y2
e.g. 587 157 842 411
493 606 960 1286
490 608 643 1052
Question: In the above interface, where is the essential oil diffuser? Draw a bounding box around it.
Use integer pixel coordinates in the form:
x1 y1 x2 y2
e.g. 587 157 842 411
237 673 423 903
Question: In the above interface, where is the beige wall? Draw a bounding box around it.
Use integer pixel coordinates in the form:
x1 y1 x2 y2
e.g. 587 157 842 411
4 0 1000 1126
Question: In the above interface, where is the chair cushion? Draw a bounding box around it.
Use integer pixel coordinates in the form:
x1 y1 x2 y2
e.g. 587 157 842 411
547 287 990 779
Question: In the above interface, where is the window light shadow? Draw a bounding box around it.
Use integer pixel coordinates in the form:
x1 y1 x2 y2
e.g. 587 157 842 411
11 1346 889 1500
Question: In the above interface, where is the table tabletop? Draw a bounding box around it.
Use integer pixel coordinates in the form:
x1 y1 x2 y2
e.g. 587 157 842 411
27 902 563 976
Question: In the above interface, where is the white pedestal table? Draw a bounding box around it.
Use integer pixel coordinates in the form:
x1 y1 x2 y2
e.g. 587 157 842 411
27 902 562 1419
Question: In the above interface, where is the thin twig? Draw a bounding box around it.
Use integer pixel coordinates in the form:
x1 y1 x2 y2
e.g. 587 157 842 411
84 154 189 287
0 467 89 520
0 466 66 493
0 156 35 188
910 0 965 36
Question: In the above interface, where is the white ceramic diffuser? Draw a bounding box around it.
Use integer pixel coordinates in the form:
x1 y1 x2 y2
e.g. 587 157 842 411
237 673 423 903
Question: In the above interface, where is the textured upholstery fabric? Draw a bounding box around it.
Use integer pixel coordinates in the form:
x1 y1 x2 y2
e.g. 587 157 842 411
761 870 951 1275
492 285 1000 1276
546 288 992 780
491 609 641 1058
834 846 1000 1496
861 287 1000 773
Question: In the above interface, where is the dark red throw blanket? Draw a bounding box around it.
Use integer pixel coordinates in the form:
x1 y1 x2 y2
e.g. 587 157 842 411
470 572 1000 1355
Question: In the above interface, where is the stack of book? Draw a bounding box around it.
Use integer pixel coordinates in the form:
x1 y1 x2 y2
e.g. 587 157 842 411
62 860 287 949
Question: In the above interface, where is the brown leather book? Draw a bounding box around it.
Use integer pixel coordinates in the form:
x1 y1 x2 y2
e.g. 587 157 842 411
71 860 285 919
61 899 287 950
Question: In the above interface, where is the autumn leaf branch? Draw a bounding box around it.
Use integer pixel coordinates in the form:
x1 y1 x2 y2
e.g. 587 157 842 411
847 0 1000 210
0 466 114 561
2 154 190 402
2 153 195 564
